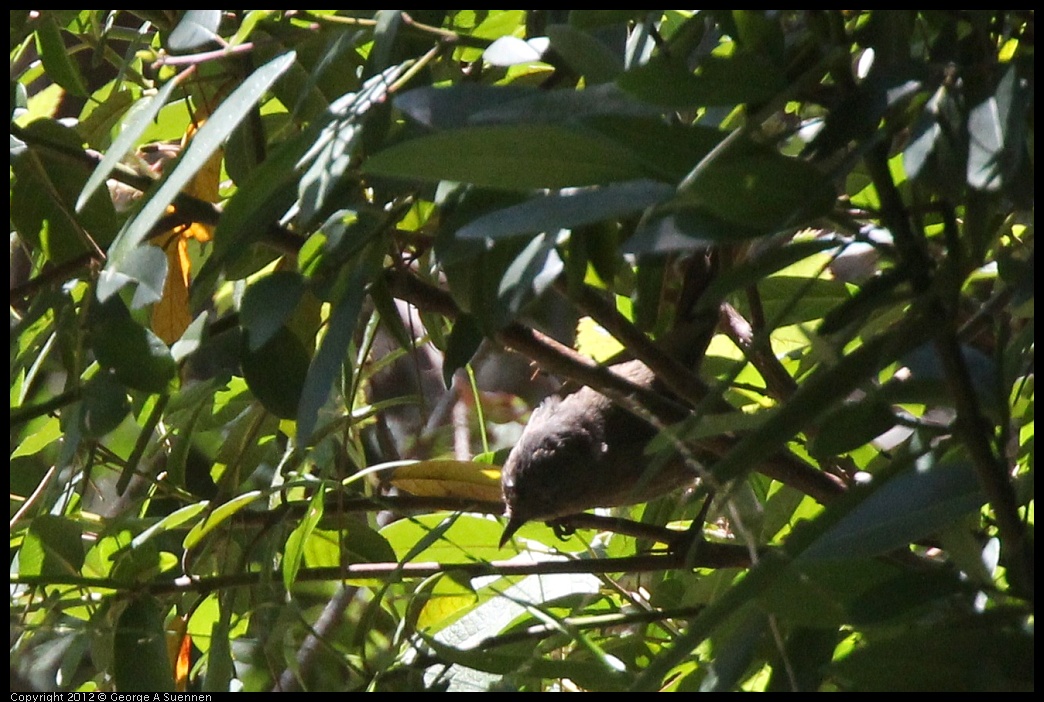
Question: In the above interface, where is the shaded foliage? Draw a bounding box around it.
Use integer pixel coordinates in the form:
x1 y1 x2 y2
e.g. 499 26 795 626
10 10 1033 692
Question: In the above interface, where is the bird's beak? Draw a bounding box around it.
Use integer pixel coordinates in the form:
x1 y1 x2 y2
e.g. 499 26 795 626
498 514 525 548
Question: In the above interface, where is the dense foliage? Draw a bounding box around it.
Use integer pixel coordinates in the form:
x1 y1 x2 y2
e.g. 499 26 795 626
10 10 1033 692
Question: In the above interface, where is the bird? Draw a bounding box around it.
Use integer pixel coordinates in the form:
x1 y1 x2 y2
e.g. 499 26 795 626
498 358 698 546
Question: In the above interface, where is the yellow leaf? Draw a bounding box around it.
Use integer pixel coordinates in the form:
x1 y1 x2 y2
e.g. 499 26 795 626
150 119 221 343
388 460 503 503
165 613 190 692
575 316 624 363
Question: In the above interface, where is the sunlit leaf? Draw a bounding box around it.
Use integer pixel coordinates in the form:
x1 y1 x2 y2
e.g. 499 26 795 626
389 460 503 503
105 51 296 280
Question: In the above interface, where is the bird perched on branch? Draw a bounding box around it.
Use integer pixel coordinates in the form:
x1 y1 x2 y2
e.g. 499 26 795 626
498 358 698 546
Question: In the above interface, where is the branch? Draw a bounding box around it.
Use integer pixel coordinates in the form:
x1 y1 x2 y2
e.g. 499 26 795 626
12 543 758 597
719 301 797 402
385 269 846 504
562 280 727 412
934 329 1034 598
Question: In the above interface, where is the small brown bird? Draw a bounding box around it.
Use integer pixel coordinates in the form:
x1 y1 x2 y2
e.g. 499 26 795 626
499 359 697 546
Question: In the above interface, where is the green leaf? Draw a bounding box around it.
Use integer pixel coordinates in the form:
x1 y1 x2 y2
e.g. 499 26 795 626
240 271 306 351
90 297 177 394
194 130 309 301
698 239 840 308
130 502 210 550
296 247 380 443
624 209 763 253
77 372 131 438
496 231 564 318
443 315 484 387
34 15 88 97
394 84 536 130
583 116 726 183
78 79 181 211
296 64 405 228
676 143 836 233
241 325 310 419
810 397 897 456
967 66 1023 192
105 51 297 279
618 53 785 108
96 242 168 307
799 455 986 562
364 124 654 190
381 513 508 564
12 120 120 263
828 610 1033 691
19 514 85 577
114 596 174 692
546 23 624 84
457 180 673 240
283 487 324 590
166 10 222 53
569 10 650 30
706 301 942 489
807 64 924 160
183 490 264 549
203 615 234 693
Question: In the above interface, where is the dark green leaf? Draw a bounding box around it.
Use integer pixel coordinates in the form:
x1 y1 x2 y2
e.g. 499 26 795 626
241 271 306 351
114 596 174 692
677 143 836 232
828 610 1033 691
569 10 650 29
546 23 624 84
457 180 672 240
625 209 761 253
77 373 131 438
471 83 658 126
394 84 536 130
582 115 723 182
765 627 840 692
241 325 310 419
364 124 654 190
496 233 564 325
807 65 925 160
297 64 405 228
96 243 168 308
698 239 840 308
90 297 177 394
810 397 897 456
798 455 986 562
881 344 1003 422
203 615 234 693
705 301 941 489
296 247 380 443
700 610 766 692
967 65 1025 192
339 516 397 564
618 53 786 108
443 315 484 387
817 268 909 335
195 130 310 303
